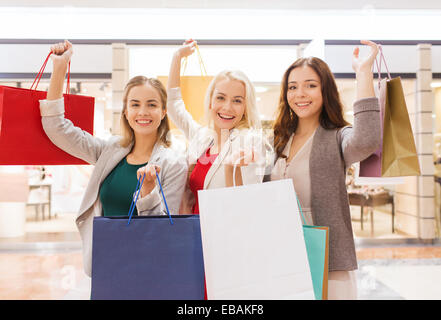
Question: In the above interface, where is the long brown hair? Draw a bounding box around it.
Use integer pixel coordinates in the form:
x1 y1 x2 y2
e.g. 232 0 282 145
273 57 349 159
119 76 171 148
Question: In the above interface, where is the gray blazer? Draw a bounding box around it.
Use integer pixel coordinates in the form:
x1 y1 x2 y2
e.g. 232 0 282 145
270 97 381 271
40 98 188 277
312 97 380 271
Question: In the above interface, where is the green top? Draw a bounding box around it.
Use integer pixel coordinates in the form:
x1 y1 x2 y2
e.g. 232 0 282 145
99 157 148 217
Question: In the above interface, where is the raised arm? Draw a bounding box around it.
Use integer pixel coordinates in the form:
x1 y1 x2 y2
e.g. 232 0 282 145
40 40 108 164
340 40 381 167
167 39 197 90
166 39 203 140
47 40 73 100
352 40 379 100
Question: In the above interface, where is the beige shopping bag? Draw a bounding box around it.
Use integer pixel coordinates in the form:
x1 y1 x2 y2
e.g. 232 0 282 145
360 45 420 177
382 76 421 177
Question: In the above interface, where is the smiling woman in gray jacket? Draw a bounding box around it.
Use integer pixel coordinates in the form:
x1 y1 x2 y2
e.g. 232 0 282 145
270 40 381 299
40 40 188 277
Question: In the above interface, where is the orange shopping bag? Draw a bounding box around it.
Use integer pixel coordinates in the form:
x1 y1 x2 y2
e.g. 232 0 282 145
158 44 213 127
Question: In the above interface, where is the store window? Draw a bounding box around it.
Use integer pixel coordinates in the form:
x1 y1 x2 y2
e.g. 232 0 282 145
0 44 433 242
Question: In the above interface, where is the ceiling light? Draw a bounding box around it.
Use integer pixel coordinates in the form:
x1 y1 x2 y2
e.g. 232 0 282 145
255 87 268 93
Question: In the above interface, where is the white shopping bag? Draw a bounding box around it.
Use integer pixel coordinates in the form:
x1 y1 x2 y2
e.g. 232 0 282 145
198 179 315 299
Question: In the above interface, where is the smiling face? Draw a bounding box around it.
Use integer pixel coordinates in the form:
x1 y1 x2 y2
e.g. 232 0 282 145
286 65 323 122
124 84 166 138
209 79 246 132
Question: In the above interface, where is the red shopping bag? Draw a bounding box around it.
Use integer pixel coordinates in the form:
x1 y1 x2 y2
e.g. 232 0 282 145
0 53 94 165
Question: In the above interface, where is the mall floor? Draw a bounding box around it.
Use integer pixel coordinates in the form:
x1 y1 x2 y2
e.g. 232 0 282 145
1 207 441 300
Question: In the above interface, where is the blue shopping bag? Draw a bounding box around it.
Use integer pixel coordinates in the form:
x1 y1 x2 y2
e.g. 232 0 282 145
297 198 329 300
90 173 205 300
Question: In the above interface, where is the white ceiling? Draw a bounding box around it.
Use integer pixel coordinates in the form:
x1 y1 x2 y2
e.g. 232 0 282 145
1 0 441 10
1 1 440 40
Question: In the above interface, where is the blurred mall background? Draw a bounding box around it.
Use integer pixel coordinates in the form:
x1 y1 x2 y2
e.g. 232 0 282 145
1 0 441 299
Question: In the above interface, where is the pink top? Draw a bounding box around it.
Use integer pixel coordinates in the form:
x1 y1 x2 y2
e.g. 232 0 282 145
271 131 316 225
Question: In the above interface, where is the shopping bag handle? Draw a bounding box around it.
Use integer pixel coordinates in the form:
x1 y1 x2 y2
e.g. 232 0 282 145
127 172 174 225
233 156 309 226
127 173 145 225
155 171 174 225
295 194 308 226
232 155 246 188
374 45 391 85
231 143 274 188
181 43 208 77
30 51 71 94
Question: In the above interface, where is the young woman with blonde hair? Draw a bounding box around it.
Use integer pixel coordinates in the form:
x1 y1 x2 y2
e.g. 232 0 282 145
270 40 381 299
167 39 271 214
40 40 187 276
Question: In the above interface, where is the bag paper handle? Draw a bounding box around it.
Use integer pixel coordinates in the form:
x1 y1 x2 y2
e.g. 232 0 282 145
232 157 308 226
181 43 208 77
232 154 248 188
374 45 391 84
127 172 174 226
231 151 260 187
30 52 71 94
295 194 308 226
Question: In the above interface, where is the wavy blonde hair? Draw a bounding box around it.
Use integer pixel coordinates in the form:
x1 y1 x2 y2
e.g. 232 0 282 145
203 70 261 130
119 76 171 148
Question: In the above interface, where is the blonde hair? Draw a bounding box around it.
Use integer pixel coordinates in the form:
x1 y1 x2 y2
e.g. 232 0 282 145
203 70 261 130
119 76 171 148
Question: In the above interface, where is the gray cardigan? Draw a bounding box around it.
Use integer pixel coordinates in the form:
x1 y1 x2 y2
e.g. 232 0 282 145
271 97 381 271
40 98 188 276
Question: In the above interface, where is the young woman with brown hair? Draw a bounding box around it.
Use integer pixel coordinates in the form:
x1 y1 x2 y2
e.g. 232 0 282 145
39 40 187 276
270 40 381 299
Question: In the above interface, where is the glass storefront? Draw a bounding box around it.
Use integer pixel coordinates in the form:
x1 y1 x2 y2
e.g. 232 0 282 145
1 75 434 242
1 36 440 247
